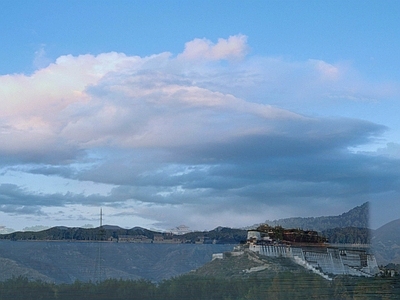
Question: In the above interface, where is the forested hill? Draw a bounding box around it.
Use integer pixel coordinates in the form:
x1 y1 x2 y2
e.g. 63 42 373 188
0 225 247 244
322 227 370 244
264 202 369 231
0 226 155 242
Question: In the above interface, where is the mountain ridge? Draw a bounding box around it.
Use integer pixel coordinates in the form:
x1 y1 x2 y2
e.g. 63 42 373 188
372 218 400 265
263 202 369 231
0 225 247 244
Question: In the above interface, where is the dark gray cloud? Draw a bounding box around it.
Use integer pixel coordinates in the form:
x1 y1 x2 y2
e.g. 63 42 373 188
0 204 46 216
28 166 76 177
17 114 399 217
0 184 120 211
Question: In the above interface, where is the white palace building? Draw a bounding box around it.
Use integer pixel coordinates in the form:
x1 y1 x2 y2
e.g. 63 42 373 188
246 230 379 279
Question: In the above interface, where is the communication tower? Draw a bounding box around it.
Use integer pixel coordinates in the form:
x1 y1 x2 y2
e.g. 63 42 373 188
94 208 106 282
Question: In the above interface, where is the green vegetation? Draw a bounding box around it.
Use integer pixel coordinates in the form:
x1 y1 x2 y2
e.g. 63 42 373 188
0 226 247 244
322 227 370 244
193 251 305 279
182 227 247 244
0 274 399 300
1 225 371 245
0 227 154 242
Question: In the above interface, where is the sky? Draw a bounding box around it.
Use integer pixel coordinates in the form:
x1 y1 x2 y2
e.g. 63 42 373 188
0 1 399 232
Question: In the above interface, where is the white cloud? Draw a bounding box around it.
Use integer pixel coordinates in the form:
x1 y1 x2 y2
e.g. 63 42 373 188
178 34 248 61
23 225 50 232
0 225 15 234
1 35 399 230
0 37 395 167
2 48 309 160
33 44 52 70
1 39 394 161
309 59 340 81
372 143 400 159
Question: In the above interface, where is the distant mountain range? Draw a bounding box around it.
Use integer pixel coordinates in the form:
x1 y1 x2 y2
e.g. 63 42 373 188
263 202 369 231
0 225 247 244
372 218 400 266
0 203 370 244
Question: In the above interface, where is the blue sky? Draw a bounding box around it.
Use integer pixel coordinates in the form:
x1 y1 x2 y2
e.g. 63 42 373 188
0 1 399 232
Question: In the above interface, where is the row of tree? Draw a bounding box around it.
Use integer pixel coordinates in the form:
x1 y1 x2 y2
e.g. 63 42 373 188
0 273 399 300
322 227 371 244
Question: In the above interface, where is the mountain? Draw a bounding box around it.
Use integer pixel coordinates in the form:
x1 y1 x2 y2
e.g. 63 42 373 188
0 204 368 243
263 202 369 231
182 227 247 244
0 226 157 242
0 225 247 244
102 225 124 230
372 218 400 265
0 242 233 283
0 257 53 282
322 227 370 244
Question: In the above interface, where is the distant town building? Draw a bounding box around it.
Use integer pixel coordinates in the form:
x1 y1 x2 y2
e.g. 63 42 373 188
118 235 152 243
153 234 183 244
212 253 224 260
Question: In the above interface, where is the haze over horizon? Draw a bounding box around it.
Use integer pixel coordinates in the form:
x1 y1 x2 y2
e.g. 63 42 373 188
1 1 400 232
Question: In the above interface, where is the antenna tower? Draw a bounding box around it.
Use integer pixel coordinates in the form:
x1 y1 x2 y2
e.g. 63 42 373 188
100 208 103 228
94 208 106 282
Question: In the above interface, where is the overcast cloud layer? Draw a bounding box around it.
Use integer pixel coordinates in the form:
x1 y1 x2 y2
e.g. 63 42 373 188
1 35 399 231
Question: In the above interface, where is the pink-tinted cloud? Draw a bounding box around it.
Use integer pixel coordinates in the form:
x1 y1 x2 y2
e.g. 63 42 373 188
1 36 399 231
178 34 248 61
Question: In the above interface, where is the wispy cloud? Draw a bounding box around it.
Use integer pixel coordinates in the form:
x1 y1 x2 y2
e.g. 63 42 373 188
178 34 248 61
33 44 52 70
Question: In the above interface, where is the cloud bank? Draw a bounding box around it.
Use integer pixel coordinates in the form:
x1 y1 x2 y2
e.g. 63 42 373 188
1 35 399 230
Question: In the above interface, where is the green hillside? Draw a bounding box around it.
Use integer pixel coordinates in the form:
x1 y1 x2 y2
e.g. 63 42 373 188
0 226 247 244
192 249 305 279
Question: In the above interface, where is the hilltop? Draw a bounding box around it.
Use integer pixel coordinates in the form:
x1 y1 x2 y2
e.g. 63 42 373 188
263 202 369 231
192 248 305 279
